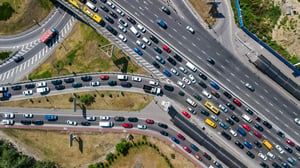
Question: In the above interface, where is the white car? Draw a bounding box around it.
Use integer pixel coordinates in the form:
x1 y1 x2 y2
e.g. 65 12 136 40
202 90 212 99
100 116 110 120
245 83 255 91
276 145 284 154
67 120 77 126
136 40 146 49
116 8 125 16
211 115 218 122
187 107 196 114
142 37 151 46
258 153 267 161
171 68 179 76
36 82 47 88
86 116 96 121
229 129 237 137
179 66 187 74
267 152 275 159
118 34 127 42
23 90 33 96
0 86 8 92
23 113 33 118
149 80 159 86
132 76 142 82
186 26 195 34
118 18 128 27
90 81 100 86
107 1 115 9
177 81 185 88
182 77 191 85
118 25 127 33
295 118 300 126
188 74 196 83
2 120 14 125
218 104 228 113
137 124 147 129
4 113 14 119
137 24 146 33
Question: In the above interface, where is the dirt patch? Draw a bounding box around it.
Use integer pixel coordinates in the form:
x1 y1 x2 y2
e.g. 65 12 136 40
188 0 216 26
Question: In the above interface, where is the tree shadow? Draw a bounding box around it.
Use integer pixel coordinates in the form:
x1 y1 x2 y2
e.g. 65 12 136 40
113 57 128 73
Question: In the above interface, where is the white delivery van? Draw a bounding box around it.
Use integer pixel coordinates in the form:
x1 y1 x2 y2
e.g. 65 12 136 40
99 121 114 127
117 75 128 81
185 62 197 72
242 114 252 123
130 26 141 37
86 1 98 12
36 87 50 94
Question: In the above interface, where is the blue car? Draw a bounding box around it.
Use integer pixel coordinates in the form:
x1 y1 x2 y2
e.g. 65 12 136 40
237 127 247 136
157 19 167 29
134 47 143 56
190 144 199 152
219 121 228 130
210 81 220 90
163 69 171 77
243 141 252 149
171 137 180 144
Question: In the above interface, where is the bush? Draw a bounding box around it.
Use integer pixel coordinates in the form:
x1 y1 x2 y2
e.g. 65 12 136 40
171 153 175 159
94 94 96 97
0 2 15 21
38 100 41 103
142 135 147 141
69 97 74 102
121 91 124 96
101 93 104 97
109 94 112 98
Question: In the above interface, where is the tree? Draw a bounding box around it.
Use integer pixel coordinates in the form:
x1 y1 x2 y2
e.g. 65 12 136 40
115 139 130 156
127 134 134 143
105 153 114 163
80 94 95 106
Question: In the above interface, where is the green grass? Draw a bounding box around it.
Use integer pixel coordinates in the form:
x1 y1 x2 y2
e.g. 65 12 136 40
38 0 54 10
0 51 12 60
0 2 15 21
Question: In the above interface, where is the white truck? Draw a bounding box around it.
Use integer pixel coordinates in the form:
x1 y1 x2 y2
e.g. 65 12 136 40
99 121 114 127
86 1 98 12
36 87 50 94
130 26 141 37
117 75 128 81
186 62 197 72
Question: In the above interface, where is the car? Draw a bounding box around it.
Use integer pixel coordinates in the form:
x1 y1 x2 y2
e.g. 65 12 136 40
211 90 220 98
32 120 44 125
114 116 125 122
203 153 212 160
211 115 218 122
286 139 295 146
226 103 235 110
118 34 127 42
254 140 262 148
120 82 132 87
177 81 185 88
137 124 147 129
3 113 14 119
128 117 138 122
150 35 159 43
163 45 171 53
276 145 284 154
213 160 222 168
235 141 244 149
255 116 262 122
287 157 296 166
182 110 191 118
86 116 96 121
198 72 207 80
152 61 160 69
105 15 114 24
218 104 228 113
134 47 143 55
295 118 300 125
106 25 118 35
146 119 154 124
136 40 146 49
245 108 254 115
132 76 142 82
14 56 24 63
36 82 47 88
263 121 272 129
171 137 180 144
81 121 91 126
277 131 285 138
186 26 195 34
267 152 275 159
23 90 33 96
260 162 268 168
233 98 242 106
229 129 237 136
123 123 132 128
142 37 151 46
81 76 92 81
171 68 179 76
178 91 185 96
160 131 168 136
109 11 118 18
182 77 191 85
195 154 202 161
23 113 33 118
272 162 281 168
198 81 207 88
245 83 255 91
64 78 74 83
282 162 291 168
223 91 232 99
127 16 136 25
158 123 168 129
177 133 185 140
295 145 300 151
179 66 187 74
183 146 191 153
231 115 239 122
72 83 82 88
284 145 293 153
67 120 77 126
21 120 32 125
155 55 165 64
188 74 196 83
163 69 171 77
188 107 196 115
164 85 174 91
51 79 62 85
156 19 167 29
190 144 199 152
254 131 262 138
137 24 146 33
221 131 231 140
90 81 100 86
53 85 64 90
161 6 170 14
25 83 35 89
210 81 219 90
247 151 255 159
173 54 182 62
2 120 14 125
100 5 109 12
219 121 228 129
11 85 22 90
226 118 234 125
100 116 110 121
243 124 251 131
116 8 125 16
118 25 127 33
118 18 128 27
207 57 215 64
255 123 264 132
106 1 115 9
100 75 109 80
167 57 176 66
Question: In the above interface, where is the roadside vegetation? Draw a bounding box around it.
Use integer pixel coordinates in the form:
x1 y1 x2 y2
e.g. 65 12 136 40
0 0 54 35
28 22 149 80
0 51 12 61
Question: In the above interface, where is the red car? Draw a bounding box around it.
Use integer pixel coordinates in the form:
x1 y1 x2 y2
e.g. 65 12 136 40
233 98 242 106
123 123 132 128
182 110 191 118
177 133 185 140
145 119 154 124
100 75 109 80
183 146 191 153
163 45 171 53
286 139 295 146
195 154 202 161
253 131 262 138
242 123 251 131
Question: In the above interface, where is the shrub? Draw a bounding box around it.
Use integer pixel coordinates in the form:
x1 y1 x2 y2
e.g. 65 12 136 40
121 91 124 96
69 97 74 102
109 94 112 98
0 2 15 21
38 100 41 103
171 153 175 159
142 135 147 141
101 93 104 97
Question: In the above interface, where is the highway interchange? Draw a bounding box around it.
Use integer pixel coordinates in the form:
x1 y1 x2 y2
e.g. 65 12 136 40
0 0 300 167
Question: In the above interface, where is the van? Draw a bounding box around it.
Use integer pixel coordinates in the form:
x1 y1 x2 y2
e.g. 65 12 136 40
130 26 140 37
86 1 98 12
244 141 252 149
99 121 114 127
186 97 197 107
36 87 50 94
242 114 252 123
117 75 128 81
185 62 197 72
229 129 237 137
237 127 247 136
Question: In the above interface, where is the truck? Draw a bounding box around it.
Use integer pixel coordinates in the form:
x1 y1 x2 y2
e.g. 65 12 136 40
130 26 141 37
0 92 11 100
143 85 161 95
86 1 98 12
40 28 57 43
99 121 114 128
44 115 58 121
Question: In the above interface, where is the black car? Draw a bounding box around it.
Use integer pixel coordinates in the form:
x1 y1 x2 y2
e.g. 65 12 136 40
178 91 185 96
254 140 262 148
109 11 118 19
276 131 285 138
226 118 234 125
51 79 62 85
105 15 114 24
164 85 174 91
231 115 239 122
245 108 254 115
271 162 281 168
158 123 168 129
203 153 211 160
226 103 235 110
100 5 109 12
173 53 182 62
201 110 209 116
128 117 138 122
11 85 22 90
160 131 168 136
167 57 176 66
152 61 160 69
25 83 35 89
120 82 132 87
285 145 293 153
198 72 207 80
32 120 44 125
64 78 74 83
72 82 82 88
263 121 272 129
21 120 31 125
198 81 207 88
81 76 92 82
114 116 125 122
150 35 159 44
14 56 24 63
153 46 162 54
161 6 170 15
221 131 231 140
55 85 65 90
260 162 268 168
81 121 91 126
246 151 255 159
206 57 215 64
255 123 264 132
90 0 97 4
235 141 244 149
100 0 107 3
127 16 136 25
108 80 117 86
223 91 232 99
106 25 118 36
295 146 300 152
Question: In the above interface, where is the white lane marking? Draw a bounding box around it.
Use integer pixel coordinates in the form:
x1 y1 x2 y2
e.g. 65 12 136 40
140 12 144 16
264 89 268 93
254 100 260 105
230 73 235 76
279 110 283 114
192 43 196 47
178 41 182 45
245 93 250 97
245 74 249 78
293 112 297 115
259 95 264 99
221 65 225 69
236 86 240 90
149 19 154 23
197 37 201 41
265 109 270 112
254 82 259 85
6 71 10 79
283 104 287 108
269 102 274 106
201 50 207 55
172 28 177 32
168 34 173 38
10 68 14 77
154 14 158 18
182 36 187 40
284 123 289 128
274 97 278 101
188 48 192 52
274 116 279 120
216 70 221 75
197 56 202 60
225 59 230 63
240 80 244 84
226 78 231 82
295 132 299 136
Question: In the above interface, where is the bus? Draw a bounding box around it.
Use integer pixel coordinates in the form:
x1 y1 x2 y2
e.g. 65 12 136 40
82 6 102 23
263 140 273 150
186 97 197 107
205 118 216 128
67 0 82 9
204 101 220 115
